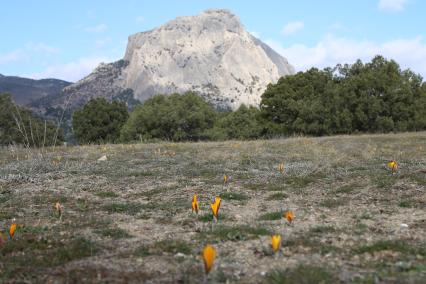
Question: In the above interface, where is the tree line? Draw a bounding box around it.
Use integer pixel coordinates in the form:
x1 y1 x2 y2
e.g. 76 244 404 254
260 55 426 136
71 93 265 143
71 56 426 144
2 55 426 146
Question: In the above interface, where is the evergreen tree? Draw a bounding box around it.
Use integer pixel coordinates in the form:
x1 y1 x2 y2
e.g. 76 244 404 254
72 98 128 144
260 56 426 136
120 92 217 142
206 105 264 140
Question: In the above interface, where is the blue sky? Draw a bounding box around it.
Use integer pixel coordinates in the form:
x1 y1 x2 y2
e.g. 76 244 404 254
1 0 425 82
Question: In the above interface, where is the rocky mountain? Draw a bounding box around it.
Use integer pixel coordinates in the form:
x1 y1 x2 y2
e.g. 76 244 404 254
41 9 294 112
0 74 71 105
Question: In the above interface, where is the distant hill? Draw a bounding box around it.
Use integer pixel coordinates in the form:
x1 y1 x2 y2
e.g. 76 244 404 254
0 74 71 105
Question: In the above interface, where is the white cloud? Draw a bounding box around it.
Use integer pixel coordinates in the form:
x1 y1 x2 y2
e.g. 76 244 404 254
26 42 59 54
135 16 145 23
84 24 108 33
378 0 408 12
0 49 27 64
266 35 426 78
27 56 110 82
282 21 304 35
0 42 59 65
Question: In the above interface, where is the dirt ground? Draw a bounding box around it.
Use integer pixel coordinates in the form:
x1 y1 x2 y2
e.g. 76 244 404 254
0 132 425 283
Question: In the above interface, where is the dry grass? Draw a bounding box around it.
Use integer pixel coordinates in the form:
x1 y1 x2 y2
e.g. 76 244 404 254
1 132 426 283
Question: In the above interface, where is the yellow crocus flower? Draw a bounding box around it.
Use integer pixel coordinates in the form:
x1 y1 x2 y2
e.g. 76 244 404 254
223 174 228 184
210 197 221 219
202 245 216 275
191 195 199 214
271 235 281 253
387 160 398 172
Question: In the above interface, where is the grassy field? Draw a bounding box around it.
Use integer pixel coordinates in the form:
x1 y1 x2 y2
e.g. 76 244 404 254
0 132 425 283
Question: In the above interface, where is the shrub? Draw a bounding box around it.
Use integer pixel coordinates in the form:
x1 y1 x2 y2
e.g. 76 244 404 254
120 92 217 142
72 98 128 144
206 105 264 140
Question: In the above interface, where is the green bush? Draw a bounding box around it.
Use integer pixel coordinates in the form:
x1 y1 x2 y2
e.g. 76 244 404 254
260 55 426 136
205 105 264 140
0 93 63 146
120 92 217 142
72 98 128 144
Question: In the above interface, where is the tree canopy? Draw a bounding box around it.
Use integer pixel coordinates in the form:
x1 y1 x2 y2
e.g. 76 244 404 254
260 55 426 136
205 105 264 140
72 98 128 144
120 92 217 142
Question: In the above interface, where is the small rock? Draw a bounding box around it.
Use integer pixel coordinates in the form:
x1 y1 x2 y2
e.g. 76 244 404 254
396 261 411 271
175 252 186 258
98 155 107 161
260 271 266 276
400 223 409 229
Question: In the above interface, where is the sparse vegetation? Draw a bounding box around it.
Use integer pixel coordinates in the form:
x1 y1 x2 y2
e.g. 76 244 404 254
259 211 282 221
266 265 337 284
95 191 119 198
200 224 272 242
219 191 248 201
95 227 132 239
102 202 145 215
354 240 426 256
0 93 63 146
0 132 425 282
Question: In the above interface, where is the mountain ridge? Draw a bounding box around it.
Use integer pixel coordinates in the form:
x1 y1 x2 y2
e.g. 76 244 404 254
0 74 71 105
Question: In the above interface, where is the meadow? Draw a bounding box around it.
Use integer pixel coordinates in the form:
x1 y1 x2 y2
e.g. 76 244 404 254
0 132 425 283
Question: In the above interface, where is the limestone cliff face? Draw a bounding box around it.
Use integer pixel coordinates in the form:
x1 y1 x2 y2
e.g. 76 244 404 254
51 9 295 110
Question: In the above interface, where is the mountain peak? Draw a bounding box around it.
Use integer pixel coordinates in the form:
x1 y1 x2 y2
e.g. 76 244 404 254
202 8 235 15
200 9 238 20
50 9 295 111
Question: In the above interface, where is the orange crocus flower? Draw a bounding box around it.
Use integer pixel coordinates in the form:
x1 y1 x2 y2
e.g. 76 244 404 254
271 235 281 253
202 245 216 275
192 195 199 214
9 223 17 239
284 210 295 224
210 197 221 219
223 174 228 184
